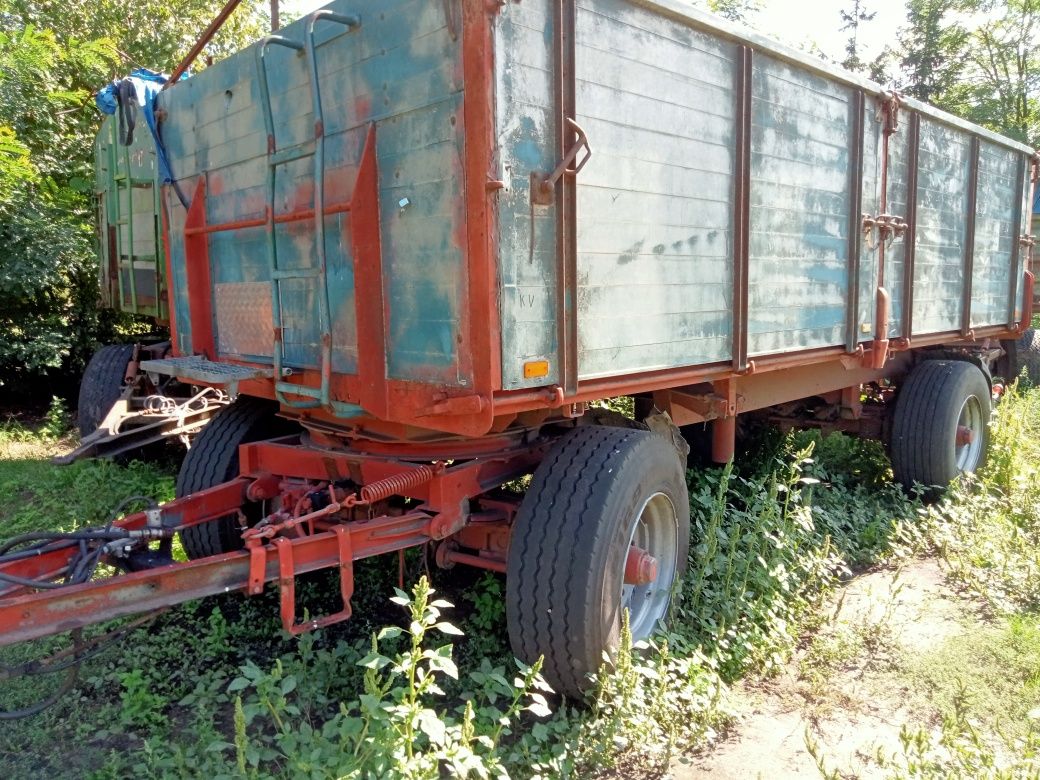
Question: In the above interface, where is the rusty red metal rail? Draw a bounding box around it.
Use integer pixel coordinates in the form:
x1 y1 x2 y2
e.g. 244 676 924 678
0 512 434 647
0 436 546 648
164 0 244 87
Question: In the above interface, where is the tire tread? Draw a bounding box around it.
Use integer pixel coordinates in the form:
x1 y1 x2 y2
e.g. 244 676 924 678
77 344 134 436
176 397 288 558
506 426 689 696
891 360 990 490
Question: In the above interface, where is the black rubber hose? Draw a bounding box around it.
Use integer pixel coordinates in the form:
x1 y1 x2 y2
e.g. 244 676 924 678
0 630 83 721
0 568 73 589
0 530 127 558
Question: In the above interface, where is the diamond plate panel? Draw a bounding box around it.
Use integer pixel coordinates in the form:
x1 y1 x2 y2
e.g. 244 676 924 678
214 281 274 358
139 356 274 383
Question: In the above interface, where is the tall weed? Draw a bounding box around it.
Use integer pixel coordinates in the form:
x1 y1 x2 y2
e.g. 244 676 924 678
917 383 1040 611
681 449 850 678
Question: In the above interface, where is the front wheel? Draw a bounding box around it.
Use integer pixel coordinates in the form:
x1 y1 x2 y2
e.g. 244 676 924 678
176 396 298 558
506 426 690 697
890 360 991 492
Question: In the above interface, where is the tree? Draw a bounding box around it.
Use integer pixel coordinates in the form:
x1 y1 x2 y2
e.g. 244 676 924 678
0 1 269 387
840 0 878 73
951 0 1040 145
706 0 762 24
3 0 271 77
897 0 969 106
0 25 118 381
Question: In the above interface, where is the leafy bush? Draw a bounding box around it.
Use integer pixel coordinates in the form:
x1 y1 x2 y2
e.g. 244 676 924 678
0 24 116 381
0 1 272 387
129 577 551 779
681 449 862 679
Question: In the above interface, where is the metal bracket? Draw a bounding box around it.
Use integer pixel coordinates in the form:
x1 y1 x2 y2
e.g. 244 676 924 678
876 91 901 135
862 213 908 250
274 525 354 635
531 118 592 205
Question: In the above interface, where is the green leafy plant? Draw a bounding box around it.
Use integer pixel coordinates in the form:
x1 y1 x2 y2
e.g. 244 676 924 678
461 572 508 659
873 683 1040 779
913 381 1040 612
40 396 70 439
117 667 166 729
217 576 551 779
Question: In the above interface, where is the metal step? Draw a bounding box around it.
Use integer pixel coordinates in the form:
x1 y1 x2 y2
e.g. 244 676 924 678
272 269 321 280
140 356 275 387
113 175 157 187
269 142 316 166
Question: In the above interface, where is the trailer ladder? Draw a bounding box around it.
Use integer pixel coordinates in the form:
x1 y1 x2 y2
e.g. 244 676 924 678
108 118 162 316
255 11 361 412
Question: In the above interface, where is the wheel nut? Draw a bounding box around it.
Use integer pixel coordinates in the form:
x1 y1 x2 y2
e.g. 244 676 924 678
624 545 658 585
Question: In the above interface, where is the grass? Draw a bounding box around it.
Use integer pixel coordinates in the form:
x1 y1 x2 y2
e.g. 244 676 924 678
903 613 1040 742
1 384 1039 777
0 398 175 539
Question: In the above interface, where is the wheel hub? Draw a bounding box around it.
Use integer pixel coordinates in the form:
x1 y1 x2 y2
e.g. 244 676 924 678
620 491 679 641
624 545 658 585
954 394 985 473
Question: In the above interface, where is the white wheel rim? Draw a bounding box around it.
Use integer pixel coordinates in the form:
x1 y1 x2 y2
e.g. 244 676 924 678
621 492 680 641
955 395 985 472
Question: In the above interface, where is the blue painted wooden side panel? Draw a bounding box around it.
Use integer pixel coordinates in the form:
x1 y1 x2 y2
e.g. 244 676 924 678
748 56 852 356
912 118 971 334
158 0 468 385
493 0 561 390
493 0 1032 390
94 115 165 319
572 0 736 380
857 100 885 341
149 0 1032 400
971 141 1018 328
883 121 912 339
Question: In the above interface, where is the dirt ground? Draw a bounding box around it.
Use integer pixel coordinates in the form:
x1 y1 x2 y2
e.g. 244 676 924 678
670 559 975 780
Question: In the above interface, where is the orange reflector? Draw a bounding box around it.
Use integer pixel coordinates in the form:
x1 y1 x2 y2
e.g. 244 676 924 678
523 360 549 379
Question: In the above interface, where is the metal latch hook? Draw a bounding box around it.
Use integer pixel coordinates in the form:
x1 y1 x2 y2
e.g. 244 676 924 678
532 118 592 205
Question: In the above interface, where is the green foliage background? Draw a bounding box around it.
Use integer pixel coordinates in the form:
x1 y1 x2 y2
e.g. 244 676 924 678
0 0 269 396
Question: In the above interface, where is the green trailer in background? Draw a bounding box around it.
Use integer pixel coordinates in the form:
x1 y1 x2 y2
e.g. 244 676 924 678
64 115 227 463
94 113 167 322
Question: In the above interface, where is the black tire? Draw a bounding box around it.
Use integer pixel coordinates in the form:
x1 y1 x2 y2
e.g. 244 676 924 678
506 426 690 697
1013 328 1040 385
176 396 296 559
890 360 991 491
77 344 134 436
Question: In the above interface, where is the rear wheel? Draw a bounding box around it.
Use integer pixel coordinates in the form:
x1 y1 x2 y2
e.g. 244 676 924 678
506 426 690 696
77 344 134 436
890 360 991 491
1012 328 1040 385
176 396 297 559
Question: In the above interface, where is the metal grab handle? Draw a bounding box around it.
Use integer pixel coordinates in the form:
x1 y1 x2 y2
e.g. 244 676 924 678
532 117 592 204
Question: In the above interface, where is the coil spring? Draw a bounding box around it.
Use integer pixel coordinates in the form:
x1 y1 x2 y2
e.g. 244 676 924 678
359 464 437 504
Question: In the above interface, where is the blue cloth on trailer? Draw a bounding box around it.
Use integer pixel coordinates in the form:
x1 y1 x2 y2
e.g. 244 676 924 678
95 68 185 185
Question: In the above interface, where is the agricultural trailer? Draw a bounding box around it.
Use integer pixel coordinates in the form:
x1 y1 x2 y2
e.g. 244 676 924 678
3 0 1040 713
66 96 229 463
